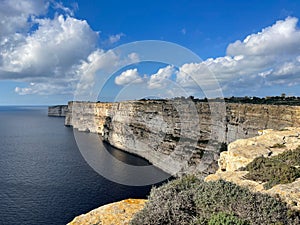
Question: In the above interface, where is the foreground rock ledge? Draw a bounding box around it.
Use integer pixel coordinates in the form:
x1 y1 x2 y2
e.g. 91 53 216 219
67 199 147 225
206 127 300 210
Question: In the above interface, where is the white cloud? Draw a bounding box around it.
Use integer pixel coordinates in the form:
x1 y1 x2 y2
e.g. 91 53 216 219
79 17 300 98
1 15 98 77
50 0 75 16
175 17 300 95
108 33 125 44
117 17 300 98
0 0 48 37
0 1 141 96
0 0 107 96
227 17 300 56
147 65 175 89
115 68 144 85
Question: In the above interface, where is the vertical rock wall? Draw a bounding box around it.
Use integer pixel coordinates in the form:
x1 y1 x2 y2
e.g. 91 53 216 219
64 100 300 176
48 105 68 117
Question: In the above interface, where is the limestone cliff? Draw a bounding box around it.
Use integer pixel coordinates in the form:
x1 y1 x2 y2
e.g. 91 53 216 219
206 127 300 210
67 199 146 225
48 105 68 117
64 100 300 176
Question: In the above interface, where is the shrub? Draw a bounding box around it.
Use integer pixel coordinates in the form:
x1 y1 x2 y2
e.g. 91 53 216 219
241 147 300 189
208 212 248 225
272 146 300 167
130 175 199 225
193 180 300 224
130 176 300 225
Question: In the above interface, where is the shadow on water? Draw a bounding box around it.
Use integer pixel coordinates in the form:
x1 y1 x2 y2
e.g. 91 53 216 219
0 106 171 225
73 130 171 186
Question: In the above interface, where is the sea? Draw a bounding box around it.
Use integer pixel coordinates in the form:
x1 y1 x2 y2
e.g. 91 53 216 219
0 106 169 225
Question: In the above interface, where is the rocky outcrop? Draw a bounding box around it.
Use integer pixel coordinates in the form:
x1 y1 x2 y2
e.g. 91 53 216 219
64 100 300 176
205 127 300 210
48 105 68 117
67 199 146 225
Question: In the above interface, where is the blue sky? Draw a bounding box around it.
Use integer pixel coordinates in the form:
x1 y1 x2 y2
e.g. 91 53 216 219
0 0 300 105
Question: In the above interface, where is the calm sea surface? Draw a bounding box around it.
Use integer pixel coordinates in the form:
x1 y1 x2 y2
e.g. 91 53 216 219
0 106 168 225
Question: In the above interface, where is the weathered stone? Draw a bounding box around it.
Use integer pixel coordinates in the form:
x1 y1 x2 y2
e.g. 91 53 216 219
67 199 146 225
48 105 68 117
205 127 300 210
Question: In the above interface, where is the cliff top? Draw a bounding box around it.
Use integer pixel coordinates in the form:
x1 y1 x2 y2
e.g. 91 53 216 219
66 95 300 106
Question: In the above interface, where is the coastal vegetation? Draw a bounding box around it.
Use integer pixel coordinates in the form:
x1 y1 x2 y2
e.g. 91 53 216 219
130 176 300 225
140 95 300 106
241 146 300 189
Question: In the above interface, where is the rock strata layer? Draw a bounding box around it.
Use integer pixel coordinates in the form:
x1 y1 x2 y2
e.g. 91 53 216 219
48 105 68 117
67 199 146 225
205 127 300 210
64 100 300 176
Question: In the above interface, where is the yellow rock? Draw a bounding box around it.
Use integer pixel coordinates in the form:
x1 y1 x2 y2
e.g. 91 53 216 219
67 199 147 225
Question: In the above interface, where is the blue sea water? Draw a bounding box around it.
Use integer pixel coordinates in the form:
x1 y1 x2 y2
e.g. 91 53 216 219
0 106 168 225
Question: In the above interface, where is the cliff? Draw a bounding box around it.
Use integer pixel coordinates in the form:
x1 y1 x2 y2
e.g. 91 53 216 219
64 100 300 176
48 105 68 117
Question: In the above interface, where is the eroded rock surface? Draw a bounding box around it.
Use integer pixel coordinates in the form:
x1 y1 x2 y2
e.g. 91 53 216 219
206 127 300 210
48 105 68 117
67 199 146 225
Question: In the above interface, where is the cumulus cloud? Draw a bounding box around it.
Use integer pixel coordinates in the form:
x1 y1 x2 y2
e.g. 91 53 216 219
118 17 300 98
148 65 175 89
227 17 300 56
0 1 141 96
175 17 300 95
115 68 144 85
0 0 129 96
1 15 98 78
0 0 48 37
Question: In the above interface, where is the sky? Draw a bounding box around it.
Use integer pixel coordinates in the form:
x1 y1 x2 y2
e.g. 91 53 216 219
0 0 300 105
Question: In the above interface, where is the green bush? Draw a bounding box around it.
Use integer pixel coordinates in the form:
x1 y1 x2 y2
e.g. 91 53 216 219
241 147 300 189
208 212 248 225
193 180 300 224
272 146 300 167
130 175 199 225
130 176 300 225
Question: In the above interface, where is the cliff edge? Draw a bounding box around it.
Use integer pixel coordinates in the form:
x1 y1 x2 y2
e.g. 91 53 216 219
67 199 146 225
206 127 300 210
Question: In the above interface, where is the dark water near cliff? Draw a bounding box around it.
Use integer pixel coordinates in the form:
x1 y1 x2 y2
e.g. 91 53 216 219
0 106 168 225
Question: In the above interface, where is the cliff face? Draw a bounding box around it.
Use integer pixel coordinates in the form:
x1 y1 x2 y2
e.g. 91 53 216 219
64 100 300 176
48 105 68 117
65 101 114 133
